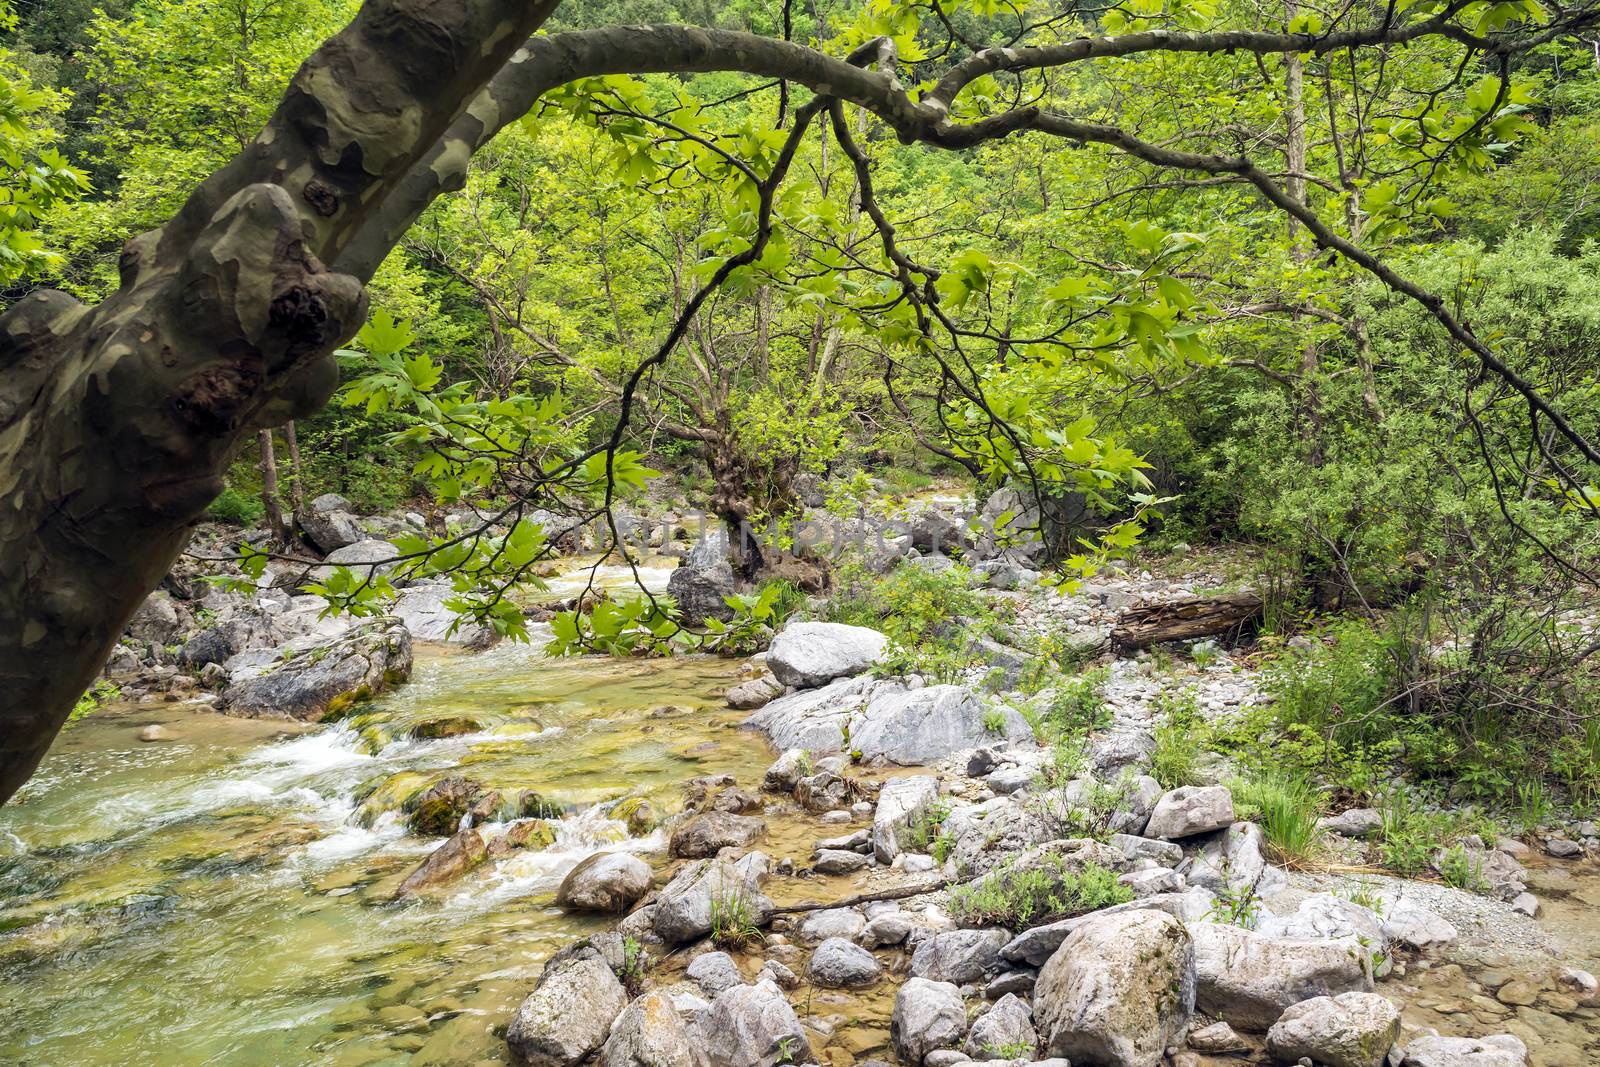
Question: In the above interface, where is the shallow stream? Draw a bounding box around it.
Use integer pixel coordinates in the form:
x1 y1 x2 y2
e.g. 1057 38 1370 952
0 630 779 1066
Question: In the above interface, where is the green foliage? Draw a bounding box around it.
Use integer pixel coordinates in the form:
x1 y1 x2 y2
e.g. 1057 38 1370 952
708 885 764 949
205 486 265 527
947 857 1131 928
68 679 120 723
1151 693 1208 789
1231 771 1324 867
828 560 996 683
1030 668 1111 742
1437 844 1487 892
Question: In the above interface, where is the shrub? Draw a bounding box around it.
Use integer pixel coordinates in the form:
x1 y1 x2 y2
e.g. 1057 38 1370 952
709 887 764 949
1232 771 1323 867
1031 667 1110 742
206 486 265 527
947 857 1131 928
1151 694 1206 789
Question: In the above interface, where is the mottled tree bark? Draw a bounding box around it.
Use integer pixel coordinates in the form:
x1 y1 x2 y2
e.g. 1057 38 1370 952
0 0 562 804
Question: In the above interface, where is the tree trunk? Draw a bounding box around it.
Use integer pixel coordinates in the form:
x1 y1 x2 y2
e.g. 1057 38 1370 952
258 428 289 543
0 0 563 806
284 418 305 512
1110 593 1265 654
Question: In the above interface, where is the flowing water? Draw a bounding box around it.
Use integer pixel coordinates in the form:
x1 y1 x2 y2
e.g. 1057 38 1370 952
0 567 790 1066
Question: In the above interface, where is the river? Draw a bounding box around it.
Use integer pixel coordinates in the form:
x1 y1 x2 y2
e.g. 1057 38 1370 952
0 587 784 1065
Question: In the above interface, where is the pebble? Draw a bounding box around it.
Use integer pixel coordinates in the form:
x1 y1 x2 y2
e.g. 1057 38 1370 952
137 724 174 742
1545 836 1584 858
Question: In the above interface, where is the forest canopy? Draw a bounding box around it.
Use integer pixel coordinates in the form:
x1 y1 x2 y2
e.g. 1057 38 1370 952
0 0 1598 804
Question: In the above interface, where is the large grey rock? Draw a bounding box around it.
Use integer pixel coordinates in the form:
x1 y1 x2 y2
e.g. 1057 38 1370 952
1400 1034 1527 1067
999 892 1210 968
873 775 941 862
814 849 868 875
1144 785 1234 839
766 621 888 688
506 953 629 1067
667 526 737 625
312 538 401 581
697 978 816 1066
1191 923 1374 1031
391 581 498 647
911 928 1011 985
652 855 773 944
1033 909 1195 1067
669 811 767 858
1266 992 1401 1067
1185 821 1277 896
849 684 1031 765
1376 893 1458 951
555 852 653 913
892 977 967 1064
806 937 883 988
126 590 181 646
964 993 1038 1061
742 675 892 754
761 749 812 792
599 991 706 1067
299 503 363 554
1259 893 1386 952
223 618 412 720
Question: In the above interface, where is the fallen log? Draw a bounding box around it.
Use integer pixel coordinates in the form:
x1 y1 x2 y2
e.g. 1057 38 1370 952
1110 592 1264 655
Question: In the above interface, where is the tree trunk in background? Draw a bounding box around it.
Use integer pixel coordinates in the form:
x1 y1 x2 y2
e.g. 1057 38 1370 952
284 419 305 513
0 0 563 806
258 428 289 543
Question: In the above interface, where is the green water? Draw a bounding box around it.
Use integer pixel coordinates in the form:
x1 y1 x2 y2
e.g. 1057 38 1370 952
0 640 775 1067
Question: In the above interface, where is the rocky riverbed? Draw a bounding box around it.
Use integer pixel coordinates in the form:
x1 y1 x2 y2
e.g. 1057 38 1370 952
5 493 1600 1067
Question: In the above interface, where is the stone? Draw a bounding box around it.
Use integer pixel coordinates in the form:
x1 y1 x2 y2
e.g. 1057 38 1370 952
1258 894 1386 952
798 907 866 946
395 829 487 898
506 953 629 1067
686 952 745 998
1144 785 1235 840
861 913 914 948
556 853 653 913
223 618 412 721
652 856 773 944
806 938 883 989
998 893 1209 968
892 977 967 1065
985 765 1035 796
1188 1021 1247 1053
298 503 365 555
742 675 893 754
1266 992 1401 1067
126 591 181 646
1399 1034 1527 1067
1185 821 1277 897
1119 867 1184 896
1033 909 1195 1067
698 978 816 1066
1495 979 1539 1007
850 684 1031 765
814 849 868 875
1191 924 1373 1031
1377 895 1458 951
1109 833 1184 867
911 929 1012 985
874 775 941 863
1544 836 1583 858
762 749 812 793
392 582 498 647
758 960 800 991
795 772 853 814
599 991 705 1067
1319 808 1384 839
1510 892 1539 918
137 723 174 742
667 527 738 625
669 811 767 858
766 621 889 688
726 674 784 710
409 775 493 835
1555 967 1599 1006
964 993 1037 1061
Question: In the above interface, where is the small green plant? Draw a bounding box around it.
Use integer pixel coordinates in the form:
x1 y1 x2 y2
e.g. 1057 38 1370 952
1032 667 1110 742
931 831 955 864
1232 770 1323 867
1438 844 1487 892
68 680 122 724
618 934 648 993
1189 640 1220 668
1151 694 1206 789
709 886 764 950
947 857 1131 928
987 1041 1036 1060
981 707 1008 734
1207 881 1262 928
1515 778 1552 837
901 800 954 854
